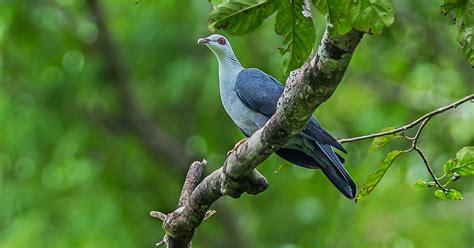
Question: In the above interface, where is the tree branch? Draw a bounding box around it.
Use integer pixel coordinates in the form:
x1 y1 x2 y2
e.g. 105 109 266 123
346 95 473 195
152 26 364 247
413 146 448 191
409 117 448 191
338 94 474 144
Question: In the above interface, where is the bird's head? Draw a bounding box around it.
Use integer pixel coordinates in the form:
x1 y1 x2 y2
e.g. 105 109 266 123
197 34 235 59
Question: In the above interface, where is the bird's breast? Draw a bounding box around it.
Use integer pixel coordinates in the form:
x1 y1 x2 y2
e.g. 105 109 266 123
220 82 268 135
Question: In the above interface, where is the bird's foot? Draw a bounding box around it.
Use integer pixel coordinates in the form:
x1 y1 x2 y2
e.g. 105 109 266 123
227 138 248 156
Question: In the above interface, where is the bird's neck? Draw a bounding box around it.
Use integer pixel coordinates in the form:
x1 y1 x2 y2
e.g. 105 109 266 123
217 53 243 86
217 53 243 70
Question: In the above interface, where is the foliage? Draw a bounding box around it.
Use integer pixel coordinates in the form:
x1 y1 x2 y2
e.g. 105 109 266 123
355 150 403 203
208 0 473 73
209 1 280 35
275 0 315 74
358 131 473 202
447 146 474 176
441 0 474 66
411 146 473 200
360 137 472 202
325 0 395 35
434 189 463 200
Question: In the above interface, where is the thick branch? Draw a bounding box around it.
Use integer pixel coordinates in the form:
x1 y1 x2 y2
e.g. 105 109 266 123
339 94 474 144
153 26 364 247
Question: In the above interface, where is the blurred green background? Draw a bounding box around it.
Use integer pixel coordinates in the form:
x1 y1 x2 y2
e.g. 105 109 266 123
0 0 473 247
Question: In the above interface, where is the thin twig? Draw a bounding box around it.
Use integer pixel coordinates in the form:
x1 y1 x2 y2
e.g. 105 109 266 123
411 117 431 144
339 94 474 143
396 111 447 191
345 95 473 193
413 146 448 192
401 113 447 191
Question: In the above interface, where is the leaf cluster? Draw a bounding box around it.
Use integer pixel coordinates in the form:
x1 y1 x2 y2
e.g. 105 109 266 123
358 133 473 202
208 0 395 75
208 0 473 73
441 0 474 66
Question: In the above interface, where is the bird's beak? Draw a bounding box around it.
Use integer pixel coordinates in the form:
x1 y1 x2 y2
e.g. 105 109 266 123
197 38 210 44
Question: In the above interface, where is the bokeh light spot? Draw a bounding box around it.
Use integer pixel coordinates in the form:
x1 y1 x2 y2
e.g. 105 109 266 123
185 136 207 156
42 165 64 189
15 157 36 180
77 21 98 44
294 197 322 223
62 50 85 72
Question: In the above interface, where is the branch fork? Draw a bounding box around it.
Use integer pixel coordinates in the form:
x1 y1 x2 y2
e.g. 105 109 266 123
150 160 269 247
341 94 473 193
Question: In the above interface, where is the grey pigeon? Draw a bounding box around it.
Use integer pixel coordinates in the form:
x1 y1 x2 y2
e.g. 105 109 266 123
198 34 356 199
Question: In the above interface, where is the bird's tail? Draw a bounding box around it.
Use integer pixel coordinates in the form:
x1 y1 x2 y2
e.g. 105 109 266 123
312 143 356 199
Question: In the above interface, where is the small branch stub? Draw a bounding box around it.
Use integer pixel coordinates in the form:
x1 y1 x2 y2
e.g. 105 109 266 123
204 210 216 220
150 211 167 221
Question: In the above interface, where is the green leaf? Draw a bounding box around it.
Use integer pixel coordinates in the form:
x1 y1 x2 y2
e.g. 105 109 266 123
456 146 474 165
440 0 467 16
441 0 474 66
327 0 352 35
327 0 395 35
458 1 474 66
446 189 463 200
434 189 447 199
312 0 328 15
443 159 456 174
435 189 463 200
368 127 401 153
355 150 403 203
209 0 280 35
413 179 428 188
441 147 473 178
452 162 474 176
275 0 316 75
453 146 474 176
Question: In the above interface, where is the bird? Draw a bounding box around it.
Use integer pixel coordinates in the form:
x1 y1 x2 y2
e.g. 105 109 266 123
198 34 356 199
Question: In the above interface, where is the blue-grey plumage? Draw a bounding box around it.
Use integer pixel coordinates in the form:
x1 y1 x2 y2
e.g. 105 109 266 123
198 34 356 199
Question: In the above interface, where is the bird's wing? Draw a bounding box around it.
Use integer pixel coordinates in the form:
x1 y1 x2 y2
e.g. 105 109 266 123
235 68 346 153
235 68 283 117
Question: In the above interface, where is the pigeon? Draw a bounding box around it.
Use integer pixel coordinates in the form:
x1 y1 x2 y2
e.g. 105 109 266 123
198 34 356 199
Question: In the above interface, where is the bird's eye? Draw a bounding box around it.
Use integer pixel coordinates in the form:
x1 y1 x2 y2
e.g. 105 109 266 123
217 38 226 45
